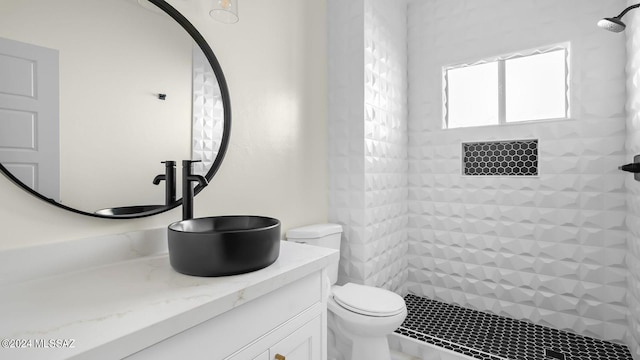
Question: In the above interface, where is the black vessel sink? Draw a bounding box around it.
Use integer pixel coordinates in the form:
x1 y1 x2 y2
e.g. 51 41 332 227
95 205 164 217
168 216 281 277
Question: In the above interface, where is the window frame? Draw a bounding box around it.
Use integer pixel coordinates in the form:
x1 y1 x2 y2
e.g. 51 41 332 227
442 42 571 129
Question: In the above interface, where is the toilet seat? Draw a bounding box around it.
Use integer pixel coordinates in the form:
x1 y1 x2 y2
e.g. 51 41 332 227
332 283 405 317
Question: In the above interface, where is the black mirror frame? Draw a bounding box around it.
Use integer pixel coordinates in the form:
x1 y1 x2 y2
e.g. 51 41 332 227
0 0 231 219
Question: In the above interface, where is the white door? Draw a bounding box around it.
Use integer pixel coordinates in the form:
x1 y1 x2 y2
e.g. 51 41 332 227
0 36 59 201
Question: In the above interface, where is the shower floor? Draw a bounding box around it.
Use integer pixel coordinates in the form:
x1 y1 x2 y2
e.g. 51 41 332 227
395 294 633 360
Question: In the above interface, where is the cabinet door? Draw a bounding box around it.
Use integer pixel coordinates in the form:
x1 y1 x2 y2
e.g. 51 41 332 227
270 316 321 360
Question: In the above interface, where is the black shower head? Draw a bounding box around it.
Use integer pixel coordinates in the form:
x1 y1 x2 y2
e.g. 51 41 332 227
598 3 640 33
598 17 626 33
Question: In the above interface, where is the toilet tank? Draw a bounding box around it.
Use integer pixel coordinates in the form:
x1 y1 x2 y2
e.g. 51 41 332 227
286 224 342 284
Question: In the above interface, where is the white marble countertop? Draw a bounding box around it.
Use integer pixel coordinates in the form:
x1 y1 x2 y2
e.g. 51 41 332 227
0 240 338 360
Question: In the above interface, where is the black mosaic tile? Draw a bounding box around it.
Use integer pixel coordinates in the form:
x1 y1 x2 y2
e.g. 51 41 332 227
463 139 538 176
395 327 503 360
395 294 633 360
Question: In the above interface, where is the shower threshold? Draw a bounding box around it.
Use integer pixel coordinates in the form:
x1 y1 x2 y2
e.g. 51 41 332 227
394 294 633 360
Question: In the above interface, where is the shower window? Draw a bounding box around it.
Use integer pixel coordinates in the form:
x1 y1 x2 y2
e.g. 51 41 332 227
443 43 570 129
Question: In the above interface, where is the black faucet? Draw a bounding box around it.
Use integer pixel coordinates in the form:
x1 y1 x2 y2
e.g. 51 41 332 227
181 160 208 220
153 161 176 205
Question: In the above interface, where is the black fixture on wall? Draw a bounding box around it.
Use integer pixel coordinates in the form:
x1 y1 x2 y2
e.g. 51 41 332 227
598 3 640 33
619 155 640 181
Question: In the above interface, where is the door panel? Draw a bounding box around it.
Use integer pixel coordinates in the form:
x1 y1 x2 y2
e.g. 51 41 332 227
0 53 35 97
270 316 321 360
0 37 59 201
252 350 269 360
0 108 36 149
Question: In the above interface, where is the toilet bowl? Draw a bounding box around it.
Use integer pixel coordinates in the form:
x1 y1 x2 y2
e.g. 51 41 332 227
287 224 407 360
328 283 407 360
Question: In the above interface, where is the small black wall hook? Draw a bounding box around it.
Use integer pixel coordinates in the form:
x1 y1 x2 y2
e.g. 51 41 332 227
619 154 640 181
619 163 640 173
158 93 167 100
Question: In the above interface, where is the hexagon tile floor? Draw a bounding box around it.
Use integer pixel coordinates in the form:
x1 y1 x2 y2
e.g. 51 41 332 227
395 294 633 360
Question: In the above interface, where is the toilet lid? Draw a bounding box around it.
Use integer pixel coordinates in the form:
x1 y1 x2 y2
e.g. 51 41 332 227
332 283 405 317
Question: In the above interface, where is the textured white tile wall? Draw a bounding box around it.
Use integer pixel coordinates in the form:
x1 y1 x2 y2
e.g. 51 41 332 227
192 46 223 176
328 0 408 291
625 2 640 358
328 0 367 286
407 0 629 343
363 0 409 290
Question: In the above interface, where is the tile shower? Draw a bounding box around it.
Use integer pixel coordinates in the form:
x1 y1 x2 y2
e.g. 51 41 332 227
328 0 640 359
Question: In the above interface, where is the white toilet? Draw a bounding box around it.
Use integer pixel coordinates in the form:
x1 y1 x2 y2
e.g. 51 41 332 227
287 224 407 360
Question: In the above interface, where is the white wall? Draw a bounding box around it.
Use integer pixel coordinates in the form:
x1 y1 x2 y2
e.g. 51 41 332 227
0 0 328 249
625 2 640 358
407 0 629 343
328 0 408 291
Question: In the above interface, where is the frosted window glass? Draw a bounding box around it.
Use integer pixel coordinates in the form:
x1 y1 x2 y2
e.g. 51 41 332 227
447 62 499 128
505 50 567 122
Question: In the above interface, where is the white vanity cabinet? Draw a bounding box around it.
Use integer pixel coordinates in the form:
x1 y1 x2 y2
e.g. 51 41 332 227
0 239 337 360
125 270 327 360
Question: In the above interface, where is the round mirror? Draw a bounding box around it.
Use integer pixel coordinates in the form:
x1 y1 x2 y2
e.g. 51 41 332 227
0 0 231 218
